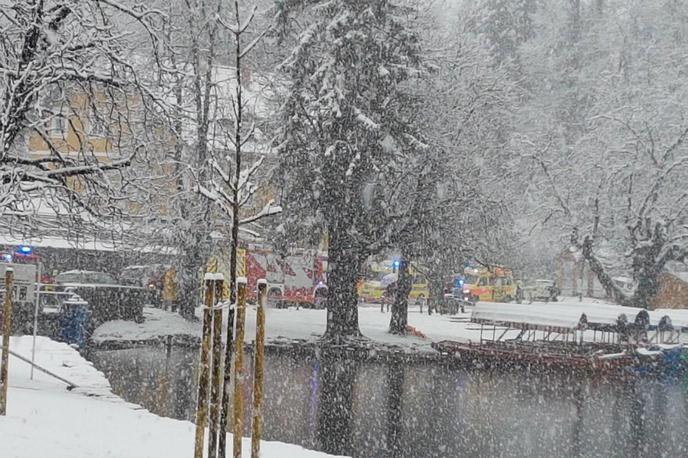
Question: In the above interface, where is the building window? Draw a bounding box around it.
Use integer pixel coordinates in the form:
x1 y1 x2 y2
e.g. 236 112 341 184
46 114 66 136
89 115 108 137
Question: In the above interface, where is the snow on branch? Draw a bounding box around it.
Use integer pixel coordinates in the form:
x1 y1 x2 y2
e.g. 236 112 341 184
240 199 283 225
209 158 232 189
352 106 380 130
403 133 429 150
217 4 257 36
195 182 235 217
238 156 265 191
0 0 164 225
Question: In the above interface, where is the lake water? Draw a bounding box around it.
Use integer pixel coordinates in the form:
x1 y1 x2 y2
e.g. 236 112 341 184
89 345 688 457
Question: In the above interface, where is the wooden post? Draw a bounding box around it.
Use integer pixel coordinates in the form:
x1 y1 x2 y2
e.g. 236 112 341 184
251 280 267 458
232 278 247 458
218 294 235 458
0 268 14 416
208 275 225 458
30 262 41 380
194 274 215 458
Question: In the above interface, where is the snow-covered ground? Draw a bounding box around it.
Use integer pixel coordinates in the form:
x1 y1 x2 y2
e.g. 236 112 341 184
92 303 473 351
93 297 633 351
93 306 201 342
0 336 344 458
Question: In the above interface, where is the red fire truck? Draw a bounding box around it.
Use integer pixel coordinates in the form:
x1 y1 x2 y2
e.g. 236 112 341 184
241 245 328 308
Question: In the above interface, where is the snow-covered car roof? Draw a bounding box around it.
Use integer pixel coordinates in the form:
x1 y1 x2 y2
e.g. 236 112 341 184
55 270 117 285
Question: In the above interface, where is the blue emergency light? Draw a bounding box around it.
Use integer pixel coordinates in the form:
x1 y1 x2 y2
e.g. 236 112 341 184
16 245 33 255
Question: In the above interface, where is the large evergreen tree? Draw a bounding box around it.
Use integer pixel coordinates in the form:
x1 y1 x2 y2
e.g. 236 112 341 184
274 0 425 340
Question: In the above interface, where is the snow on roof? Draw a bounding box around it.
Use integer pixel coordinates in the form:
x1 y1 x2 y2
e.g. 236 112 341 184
471 302 584 331
58 270 101 275
0 233 117 252
471 300 667 332
0 233 176 254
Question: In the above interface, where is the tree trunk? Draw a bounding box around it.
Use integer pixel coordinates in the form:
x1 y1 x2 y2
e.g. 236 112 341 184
323 229 363 341
428 273 445 315
389 258 411 335
317 354 357 455
581 234 666 310
385 362 404 455
579 236 629 305
178 254 201 319
629 237 664 310
631 274 659 310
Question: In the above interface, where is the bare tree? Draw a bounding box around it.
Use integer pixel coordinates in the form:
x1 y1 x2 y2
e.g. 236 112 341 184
140 0 227 319
191 2 280 454
513 1 688 309
388 14 518 332
0 0 164 226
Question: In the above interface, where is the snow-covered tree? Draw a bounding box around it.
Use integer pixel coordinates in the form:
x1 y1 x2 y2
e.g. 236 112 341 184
191 4 281 452
0 0 163 225
137 0 228 318
388 14 518 331
195 3 281 299
274 0 426 340
514 1 688 308
473 0 537 66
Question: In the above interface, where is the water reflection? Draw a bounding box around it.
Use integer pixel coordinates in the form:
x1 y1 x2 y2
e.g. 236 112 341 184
317 355 357 455
571 382 584 458
89 346 688 458
385 362 403 457
630 381 646 457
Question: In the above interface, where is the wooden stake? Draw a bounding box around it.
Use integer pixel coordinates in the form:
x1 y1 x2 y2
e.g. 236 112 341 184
251 280 267 458
208 276 225 458
30 262 41 380
0 268 14 416
232 279 247 458
194 275 215 458
218 295 235 458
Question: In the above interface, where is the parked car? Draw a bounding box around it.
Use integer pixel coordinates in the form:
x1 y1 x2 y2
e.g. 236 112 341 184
55 270 117 285
120 264 166 289
525 279 560 302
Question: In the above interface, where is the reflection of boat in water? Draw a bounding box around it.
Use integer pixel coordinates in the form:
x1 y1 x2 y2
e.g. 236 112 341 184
432 301 688 374
432 340 684 373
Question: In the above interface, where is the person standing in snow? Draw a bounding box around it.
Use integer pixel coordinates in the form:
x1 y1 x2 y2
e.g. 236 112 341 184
162 266 178 312
383 282 395 312
548 281 561 302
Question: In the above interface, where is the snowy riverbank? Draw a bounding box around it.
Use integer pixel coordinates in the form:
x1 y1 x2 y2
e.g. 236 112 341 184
92 297 631 352
92 304 470 351
0 336 344 458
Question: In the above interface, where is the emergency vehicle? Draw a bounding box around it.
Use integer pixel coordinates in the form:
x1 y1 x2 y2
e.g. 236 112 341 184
461 265 517 303
357 260 430 304
240 246 328 308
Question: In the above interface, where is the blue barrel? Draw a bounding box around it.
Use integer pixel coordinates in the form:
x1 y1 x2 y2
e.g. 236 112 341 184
60 296 90 348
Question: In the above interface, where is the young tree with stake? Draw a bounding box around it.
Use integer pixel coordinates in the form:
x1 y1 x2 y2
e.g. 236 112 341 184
186 2 280 456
